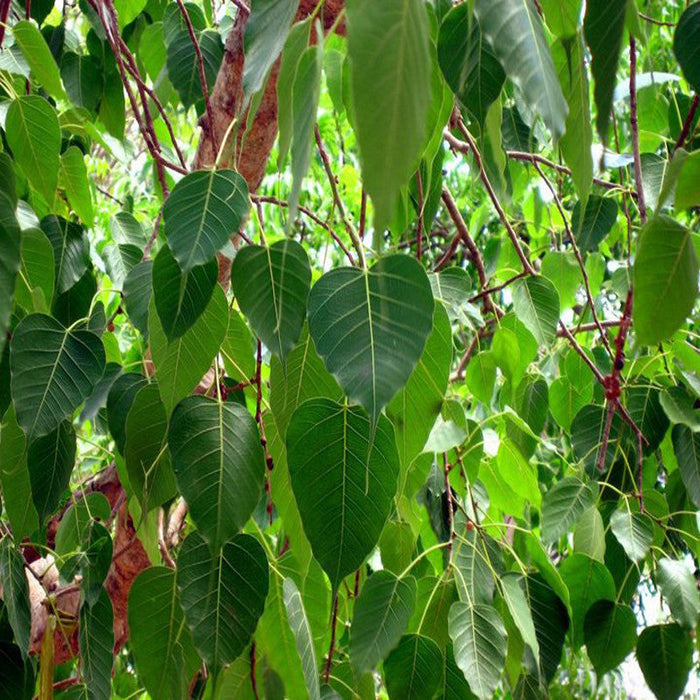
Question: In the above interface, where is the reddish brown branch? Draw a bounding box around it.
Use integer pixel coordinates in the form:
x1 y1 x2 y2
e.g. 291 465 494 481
673 94 699 153
324 595 339 684
629 37 647 225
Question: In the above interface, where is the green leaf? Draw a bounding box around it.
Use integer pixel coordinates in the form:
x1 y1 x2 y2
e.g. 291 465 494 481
347 0 432 230
609 508 653 562
10 313 105 438
289 44 323 222
58 147 94 226
124 383 177 511
452 526 497 606
286 399 399 589
153 245 217 343
583 0 627 144
386 304 452 468
307 255 434 426
437 5 505 126
0 642 35 699
269 326 343 439
495 437 541 507
627 386 669 454
0 539 31 658
674 150 700 210
122 261 153 336
149 285 228 413
466 352 496 405
350 570 417 675
61 52 103 112
633 215 698 345
128 567 201 700
384 634 443 700
163 169 250 272
511 276 560 346
221 310 256 382
671 425 700 507
41 215 90 295
560 553 615 647
27 420 75 523
540 0 581 38
636 624 694 700
166 29 223 109
169 396 265 551
110 211 146 247
500 573 540 665
474 0 568 140
673 4 700 92
544 480 597 547
656 558 700 630
106 373 148 455
55 492 111 556
573 195 618 253
6 96 61 203
583 601 636 676
12 20 67 101
242 0 300 102
282 578 321 700
0 407 39 541
449 602 506 700
571 403 623 471
573 507 606 562
0 201 20 356
541 252 579 310
79 588 114 700
177 531 269 669
231 240 311 360
14 228 53 313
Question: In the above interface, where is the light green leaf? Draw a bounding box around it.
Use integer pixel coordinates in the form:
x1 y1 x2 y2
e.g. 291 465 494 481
169 396 265 551
511 276 560 346
163 169 250 271
542 478 596 543
177 531 269 669
541 251 579 310
637 624 694 700
221 309 256 382
59 146 94 226
610 508 653 562
672 425 700 507
466 352 496 405
674 150 700 210
500 573 539 665
128 567 201 700
584 601 636 676
286 399 399 589
12 21 67 101
540 0 581 37
10 313 105 438
55 492 111 557
449 602 506 699
384 634 443 700
14 228 53 313
347 0 432 230
474 0 568 140
656 558 700 629
283 578 321 700
350 570 417 675
79 588 114 700
6 96 60 203
573 507 606 562
633 215 698 345
307 255 434 426
231 240 311 361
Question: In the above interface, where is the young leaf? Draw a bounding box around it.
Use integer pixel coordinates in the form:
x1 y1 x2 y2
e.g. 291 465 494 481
169 397 266 552
307 255 434 426
12 21 67 101
346 0 432 230
286 399 399 589
231 240 311 361
633 215 698 345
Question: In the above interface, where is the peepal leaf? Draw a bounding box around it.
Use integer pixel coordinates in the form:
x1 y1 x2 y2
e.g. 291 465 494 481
307 255 434 426
637 624 694 700
10 314 105 438
542 478 596 542
674 4 700 92
671 425 700 508
512 276 560 345
384 634 443 700
610 509 653 563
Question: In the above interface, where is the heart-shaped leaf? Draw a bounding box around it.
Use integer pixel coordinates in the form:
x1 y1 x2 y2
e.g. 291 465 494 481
610 508 653 563
286 398 399 589
384 634 443 700
542 478 597 543
153 244 218 342
169 396 266 551
307 255 434 425
584 601 637 676
177 531 269 669
512 276 560 346
231 240 311 361
163 169 249 271
636 624 694 700
10 313 105 438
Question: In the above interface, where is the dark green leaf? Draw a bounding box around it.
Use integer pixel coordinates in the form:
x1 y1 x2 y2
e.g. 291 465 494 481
511 276 560 346
671 424 700 507
0 539 31 657
542 478 597 543
656 558 700 629
122 260 153 336
79 588 114 700
41 215 89 295
58 147 94 226
384 634 443 700
583 600 636 676
61 52 103 112
627 386 669 454
674 4 700 92
572 195 617 253
106 373 148 455
0 199 20 356
637 624 693 700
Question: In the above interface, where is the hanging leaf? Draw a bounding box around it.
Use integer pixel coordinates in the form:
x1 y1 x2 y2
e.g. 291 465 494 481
0 197 20 356
79 588 114 700
633 215 698 345
583 600 637 676
169 396 265 551
152 245 218 342
671 425 700 507
0 539 31 658
10 313 105 438
583 0 627 144
128 567 201 700
636 624 694 700
166 30 223 109
5 96 61 203
383 634 443 700
610 508 653 563
41 215 90 295
106 373 149 456
14 228 53 313
122 261 153 336
346 0 432 230
500 574 540 665
58 147 94 226
231 240 311 360
572 195 617 253
350 571 417 675
307 255 434 426
437 5 505 127
674 4 700 92
282 578 321 700
511 276 560 346
163 169 249 271
656 558 700 630
286 399 399 589
474 0 568 140
449 602 507 700
542 478 596 543
573 507 606 563
61 52 103 112
177 531 269 669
